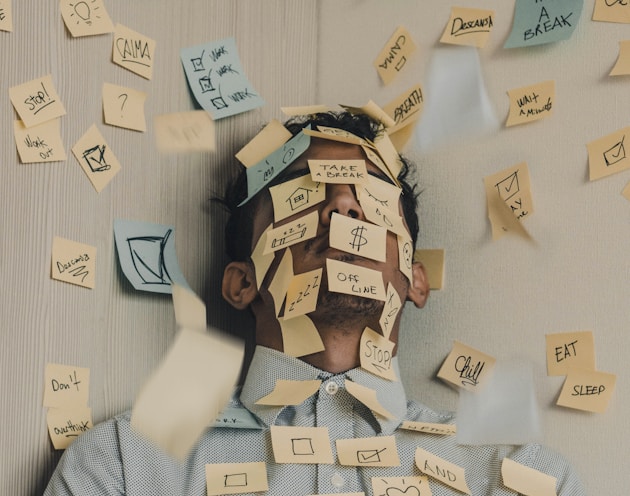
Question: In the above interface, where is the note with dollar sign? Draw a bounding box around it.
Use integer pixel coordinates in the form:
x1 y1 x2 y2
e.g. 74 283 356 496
329 213 387 262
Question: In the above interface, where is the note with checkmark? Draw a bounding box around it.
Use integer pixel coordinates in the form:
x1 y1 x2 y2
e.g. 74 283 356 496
336 436 400 467
587 126 630 180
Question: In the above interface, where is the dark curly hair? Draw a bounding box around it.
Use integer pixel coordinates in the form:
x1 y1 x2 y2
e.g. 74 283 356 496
221 111 420 262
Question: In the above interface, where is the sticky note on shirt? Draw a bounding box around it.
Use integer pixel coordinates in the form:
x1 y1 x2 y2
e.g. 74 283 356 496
374 26 416 85
14 118 66 163
372 476 432 496
72 124 121 192
506 80 555 127
326 259 386 301
154 110 216 153
440 7 495 48
102 83 147 132
270 425 334 464
556 368 616 413
112 24 155 79
51 236 96 289
437 340 496 393
586 126 630 180
330 214 387 263
279 314 325 358
47 406 93 450
501 458 558 496
255 379 322 406
415 447 471 494
60 0 114 37
546 331 596 376
43 363 90 408
9 74 66 128
360 327 397 381
206 462 268 495
400 421 457 436
345 380 394 419
336 436 399 467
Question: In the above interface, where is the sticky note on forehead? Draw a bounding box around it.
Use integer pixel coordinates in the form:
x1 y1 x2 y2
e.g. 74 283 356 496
308 159 368 184
240 130 311 205
236 119 291 168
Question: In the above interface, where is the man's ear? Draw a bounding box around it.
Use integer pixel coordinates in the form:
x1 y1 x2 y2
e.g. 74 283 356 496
222 261 259 310
407 261 430 308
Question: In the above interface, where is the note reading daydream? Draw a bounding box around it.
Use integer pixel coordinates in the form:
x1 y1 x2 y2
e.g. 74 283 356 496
181 37 264 120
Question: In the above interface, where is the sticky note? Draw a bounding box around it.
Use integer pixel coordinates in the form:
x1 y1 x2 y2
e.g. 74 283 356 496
610 40 630 75
360 196 407 238
372 132 403 180
9 74 66 128
506 80 555 127
440 7 495 48
14 119 66 163
374 26 416 85
501 458 557 496
251 223 275 289
556 368 616 413
72 124 121 192
172 284 206 332
60 0 114 37
263 210 319 255
308 159 368 184
397 234 414 282
504 0 583 48
113 218 190 294
592 0 630 23
0 0 13 31
379 283 402 340
255 379 322 406
382 84 424 128
414 249 445 290
415 447 471 494
47 406 93 450
356 175 402 213
112 24 155 79
303 126 366 146
437 340 496 393
269 174 325 222
360 327 397 381
43 363 90 408
330 214 387 263
623 181 630 201
326 259 386 301
371 476 432 496
268 249 293 317
279 314 325 357
284 268 322 320
236 119 291 168
546 331 596 376
102 83 147 132
337 436 399 467
587 126 630 180
206 462 268 495
345 380 394 419
399 421 456 436
51 236 96 289
270 425 334 464
483 162 533 240
131 327 244 460
153 110 215 153
181 37 264 120
340 101 396 128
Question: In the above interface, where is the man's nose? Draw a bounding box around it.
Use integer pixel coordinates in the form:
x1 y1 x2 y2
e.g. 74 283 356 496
319 183 365 225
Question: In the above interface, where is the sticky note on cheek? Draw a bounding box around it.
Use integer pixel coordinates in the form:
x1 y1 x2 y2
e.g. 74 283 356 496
326 259 386 301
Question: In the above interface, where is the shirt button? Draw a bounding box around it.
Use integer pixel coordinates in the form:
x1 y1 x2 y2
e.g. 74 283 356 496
325 381 339 395
331 472 345 488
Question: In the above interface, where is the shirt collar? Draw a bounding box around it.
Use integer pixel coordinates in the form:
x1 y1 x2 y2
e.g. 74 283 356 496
240 345 408 435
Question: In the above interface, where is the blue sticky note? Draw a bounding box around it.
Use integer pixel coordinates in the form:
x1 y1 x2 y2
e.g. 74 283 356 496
114 219 190 294
504 0 583 48
239 129 311 206
181 37 264 120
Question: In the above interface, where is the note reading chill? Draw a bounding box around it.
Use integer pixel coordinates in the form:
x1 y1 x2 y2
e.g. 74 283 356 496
437 340 496 393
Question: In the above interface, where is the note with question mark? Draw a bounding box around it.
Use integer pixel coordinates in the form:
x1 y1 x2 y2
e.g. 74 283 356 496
102 82 147 132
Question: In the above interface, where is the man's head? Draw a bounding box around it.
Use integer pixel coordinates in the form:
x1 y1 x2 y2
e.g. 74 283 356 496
220 111 429 372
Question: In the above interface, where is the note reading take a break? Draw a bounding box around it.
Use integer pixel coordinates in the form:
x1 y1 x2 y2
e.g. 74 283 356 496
546 331 596 376
506 80 555 127
102 83 147 132
308 159 368 184
374 26 416 85
14 118 66 163
51 236 96 289
440 6 495 48
154 110 216 153
43 363 90 409
9 74 66 128
72 124 121 193
556 368 616 413
270 425 334 464
112 24 155 79
438 340 496 393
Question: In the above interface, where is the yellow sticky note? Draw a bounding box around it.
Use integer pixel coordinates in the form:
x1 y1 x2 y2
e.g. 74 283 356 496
269 174 325 222
268 249 293 317
51 236 96 289
284 268 322 320
340 101 396 128
400 420 457 436
14 119 66 163
336 436 399 467
330 214 387 263
483 162 533 240
356 175 402 213
112 23 155 79
235 119 291 168
506 81 554 127
610 40 630 75
414 249 445 290
374 26 416 85
102 83 147 132
587 126 630 180
255 379 322 406
345 380 394 419
0 0 13 31
623 181 630 201
379 283 402 340
383 84 424 128
303 126 366 146
360 327 397 381
440 7 494 48
372 476 432 496
556 368 616 413
206 462 268 495
546 331 596 376
251 223 275 289
279 314 325 357
270 425 334 464
9 74 66 128
43 363 90 408
397 234 414 282
372 132 403 180
437 340 496 393
501 458 557 496
47 406 93 450
415 447 471 495
593 0 630 23
60 0 114 37
360 196 407 238
172 284 206 332
72 124 121 192
308 159 368 184
154 110 215 153
326 259 386 301
263 211 319 255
